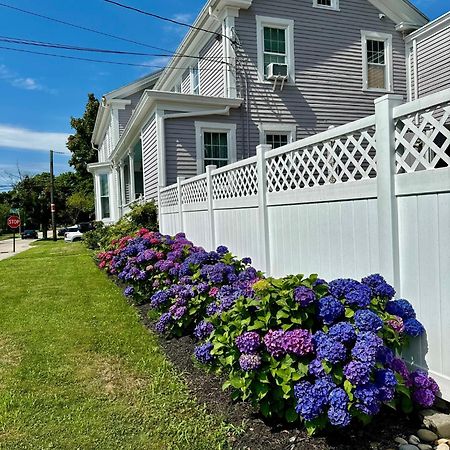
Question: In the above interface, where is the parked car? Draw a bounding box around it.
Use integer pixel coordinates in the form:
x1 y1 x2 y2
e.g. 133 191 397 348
64 227 83 243
77 222 94 233
58 227 68 237
21 230 38 239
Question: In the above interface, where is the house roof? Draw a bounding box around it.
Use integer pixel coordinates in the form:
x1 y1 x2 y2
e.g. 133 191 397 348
368 0 428 30
405 11 450 43
92 70 162 147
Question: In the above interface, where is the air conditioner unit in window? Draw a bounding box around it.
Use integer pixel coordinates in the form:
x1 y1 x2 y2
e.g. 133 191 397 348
267 63 288 80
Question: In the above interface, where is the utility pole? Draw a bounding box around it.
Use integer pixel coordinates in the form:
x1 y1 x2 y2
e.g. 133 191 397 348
50 150 57 241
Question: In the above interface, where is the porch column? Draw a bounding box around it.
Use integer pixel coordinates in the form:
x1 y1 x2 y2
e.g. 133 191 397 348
128 148 136 202
119 160 126 208
112 163 121 221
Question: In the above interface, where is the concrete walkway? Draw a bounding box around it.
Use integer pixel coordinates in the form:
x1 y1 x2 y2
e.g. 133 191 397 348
0 237 37 261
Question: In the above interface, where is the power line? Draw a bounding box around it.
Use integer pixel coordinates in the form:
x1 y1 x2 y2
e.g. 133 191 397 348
103 0 226 40
0 35 227 63
0 1 174 53
0 45 228 71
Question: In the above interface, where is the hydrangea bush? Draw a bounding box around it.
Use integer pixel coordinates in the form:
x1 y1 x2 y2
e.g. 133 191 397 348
96 230 439 434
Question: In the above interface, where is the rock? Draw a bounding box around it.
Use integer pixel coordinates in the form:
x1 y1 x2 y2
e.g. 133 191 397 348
417 445 432 450
436 439 450 445
399 445 419 450
289 436 296 443
409 435 421 445
417 429 438 442
395 437 409 445
421 410 450 438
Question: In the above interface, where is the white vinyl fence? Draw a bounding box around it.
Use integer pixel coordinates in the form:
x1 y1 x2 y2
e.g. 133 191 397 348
159 90 450 401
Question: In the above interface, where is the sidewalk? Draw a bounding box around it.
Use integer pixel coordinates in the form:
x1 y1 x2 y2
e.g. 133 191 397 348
0 237 37 261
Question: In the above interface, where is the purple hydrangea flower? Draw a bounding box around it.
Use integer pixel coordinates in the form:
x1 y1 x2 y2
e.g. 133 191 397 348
194 321 214 341
391 358 411 386
242 257 252 265
293 286 316 307
387 316 405 333
239 353 262 371
194 342 214 365
344 361 373 385
282 329 314 356
196 282 210 295
216 245 228 255
318 296 345 325
354 309 383 332
377 346 394 366
124 286 134 297
235 332 261 354
263 329 286 358
412 388 435 407
404 318 425 337
385 299 416 320
150 290 170 309
410 371 439 394
155 312 171 333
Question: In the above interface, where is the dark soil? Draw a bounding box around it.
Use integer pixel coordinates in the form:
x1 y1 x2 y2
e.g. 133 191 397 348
136 304 419 450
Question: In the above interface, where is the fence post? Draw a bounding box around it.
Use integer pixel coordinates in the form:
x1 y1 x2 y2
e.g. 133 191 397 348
157 185 162 233
374 94 403 289
256 145 272 275
177 177 185 232
206 165 217 251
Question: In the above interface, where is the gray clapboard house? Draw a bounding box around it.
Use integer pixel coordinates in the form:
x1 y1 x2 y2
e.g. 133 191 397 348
88 0 431 223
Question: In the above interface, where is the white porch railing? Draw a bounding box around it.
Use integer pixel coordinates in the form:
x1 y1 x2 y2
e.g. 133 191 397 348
159 89 450 401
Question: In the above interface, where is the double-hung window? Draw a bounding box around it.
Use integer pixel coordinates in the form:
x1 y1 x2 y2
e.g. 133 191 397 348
99 173 110 220
361 31 393 92
313 0 339 10
195 122 237 174
256 16 294 82
191 64 200 95
259 123 296 149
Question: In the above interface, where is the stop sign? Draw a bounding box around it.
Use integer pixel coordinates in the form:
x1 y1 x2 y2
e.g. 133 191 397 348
7 215 21 229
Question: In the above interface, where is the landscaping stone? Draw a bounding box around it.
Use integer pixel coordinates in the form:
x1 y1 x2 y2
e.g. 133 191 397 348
436 444 450 450
436 439 450 445
398 444 419 450
409 435 421 445
416 445 432 450
421 410 450 438
395 437 409 445
417 429 438 442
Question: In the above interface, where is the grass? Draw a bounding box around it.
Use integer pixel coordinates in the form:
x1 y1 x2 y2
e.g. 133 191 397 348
0 234 13 241
0 241 232 450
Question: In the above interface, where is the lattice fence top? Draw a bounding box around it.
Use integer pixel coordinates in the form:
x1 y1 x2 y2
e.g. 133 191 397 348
266 127 377 193
395 103 450 174
212 162 258 200
182 177 207 204
160 186 179 208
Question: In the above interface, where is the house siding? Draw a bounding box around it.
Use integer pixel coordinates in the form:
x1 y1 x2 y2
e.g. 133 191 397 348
118 91 144 136
141 115 159 200
199 30 225 97
415 26 450 97
234 0 407 146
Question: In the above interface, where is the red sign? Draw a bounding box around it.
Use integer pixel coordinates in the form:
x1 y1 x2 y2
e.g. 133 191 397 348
7 215 21 229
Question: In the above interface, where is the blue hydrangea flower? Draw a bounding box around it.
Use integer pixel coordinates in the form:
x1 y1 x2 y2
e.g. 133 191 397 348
377 346 394 366
361 274 396 299
150 290 169 309
328 407 351 427
242 257 252 265
155 312 171 333
351 332 383 364
375 369 397 388
216 245 228 255
354 383 381 416
293 286 316 307
385 299 416 320
316 335 347 364
295 378 335 422
354 309 383 332
328 279 361 298
193 321 214 341
328 387 349 409
318 296 345 325
344 284 372 308
124 286 134 297
344 361 373 385
404 318 425 337
328 322 356 345
309 358 326 378
194 342 214 364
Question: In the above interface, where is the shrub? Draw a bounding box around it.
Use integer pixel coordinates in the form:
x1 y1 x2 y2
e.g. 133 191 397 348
84 201 158 251
95 232 438 434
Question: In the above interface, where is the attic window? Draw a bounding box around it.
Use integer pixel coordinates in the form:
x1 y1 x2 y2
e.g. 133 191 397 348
313 0 339 10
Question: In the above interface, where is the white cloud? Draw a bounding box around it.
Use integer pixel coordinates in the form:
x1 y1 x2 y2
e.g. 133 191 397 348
0 64 55 93
0 124 70 153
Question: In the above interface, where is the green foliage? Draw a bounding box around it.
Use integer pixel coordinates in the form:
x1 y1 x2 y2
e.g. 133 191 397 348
83 201 158 250
66 191 95 222
66 93 99 180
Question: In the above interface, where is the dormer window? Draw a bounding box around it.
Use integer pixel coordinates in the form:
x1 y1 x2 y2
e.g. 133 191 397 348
313 0 339 10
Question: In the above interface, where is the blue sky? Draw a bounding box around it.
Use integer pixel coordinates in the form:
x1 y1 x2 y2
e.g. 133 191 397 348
0 0 449 191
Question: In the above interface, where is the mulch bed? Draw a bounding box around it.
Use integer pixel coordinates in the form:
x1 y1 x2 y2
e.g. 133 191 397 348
136 303 419 450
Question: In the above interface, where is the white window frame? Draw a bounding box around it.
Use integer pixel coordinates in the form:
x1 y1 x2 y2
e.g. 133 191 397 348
361 30 393 93
190 63 200 95
195 121 237 174
256 15 295 84
313 0 340 11
258 123 297 147
97 172 111 221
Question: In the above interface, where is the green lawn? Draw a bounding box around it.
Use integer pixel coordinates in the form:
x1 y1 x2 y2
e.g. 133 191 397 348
0 241 232 450
0 234 13 241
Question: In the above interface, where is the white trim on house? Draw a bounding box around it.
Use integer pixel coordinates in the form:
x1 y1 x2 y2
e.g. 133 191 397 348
361 30 394 93
367 0 428 29
195 121 237 174
405 11 450 43
255 15 295 84
312 0 340 12
190 62 201 95
258 123 297 146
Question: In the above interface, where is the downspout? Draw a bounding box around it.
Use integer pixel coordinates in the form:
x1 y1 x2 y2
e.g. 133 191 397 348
413 38 419 100
157 106 232 189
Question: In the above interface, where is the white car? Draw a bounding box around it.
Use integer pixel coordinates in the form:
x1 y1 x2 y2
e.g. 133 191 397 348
64 226 83 243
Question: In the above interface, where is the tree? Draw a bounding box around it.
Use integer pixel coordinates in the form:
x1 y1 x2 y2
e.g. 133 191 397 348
66 93 99 181
66 191 94 223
